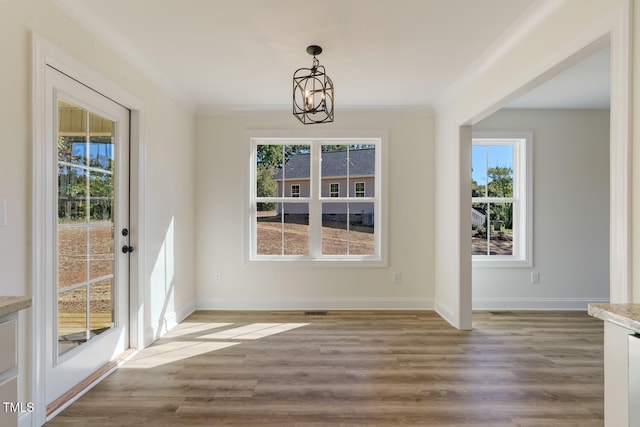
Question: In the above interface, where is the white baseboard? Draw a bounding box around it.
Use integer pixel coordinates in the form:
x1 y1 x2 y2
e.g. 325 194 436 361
18 412 32 427
196 297 434 311
472 297 609 311
434 300 456 328
144 300 196 345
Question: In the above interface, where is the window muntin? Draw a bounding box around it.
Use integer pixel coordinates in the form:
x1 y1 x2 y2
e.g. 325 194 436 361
251 138 382 262
472 134 531 266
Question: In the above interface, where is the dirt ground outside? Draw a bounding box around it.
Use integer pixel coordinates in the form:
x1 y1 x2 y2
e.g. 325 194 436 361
257 211 375 255
57 224 115 346
471 229 513 255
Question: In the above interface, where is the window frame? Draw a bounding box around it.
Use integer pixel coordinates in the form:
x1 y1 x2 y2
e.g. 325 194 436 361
472 131 533 268
247 133 387 266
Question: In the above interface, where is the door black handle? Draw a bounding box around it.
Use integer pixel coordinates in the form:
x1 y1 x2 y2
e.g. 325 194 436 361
122 245 134 254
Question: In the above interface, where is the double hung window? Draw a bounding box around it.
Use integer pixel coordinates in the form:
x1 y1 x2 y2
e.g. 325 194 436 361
472 132 532 266
250 136 384 263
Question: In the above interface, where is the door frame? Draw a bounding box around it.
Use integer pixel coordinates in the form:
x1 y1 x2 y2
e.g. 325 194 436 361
31 33 146 425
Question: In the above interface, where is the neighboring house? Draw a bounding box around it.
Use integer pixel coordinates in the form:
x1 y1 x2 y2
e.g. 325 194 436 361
273 148 375 222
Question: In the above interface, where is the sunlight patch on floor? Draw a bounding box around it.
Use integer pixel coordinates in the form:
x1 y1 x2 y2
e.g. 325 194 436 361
122 341 240 369
162 322 233 338
121 323 309 369
199 323 309 340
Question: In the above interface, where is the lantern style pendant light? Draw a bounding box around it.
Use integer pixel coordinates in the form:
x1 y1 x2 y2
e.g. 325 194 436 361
293 45 334 124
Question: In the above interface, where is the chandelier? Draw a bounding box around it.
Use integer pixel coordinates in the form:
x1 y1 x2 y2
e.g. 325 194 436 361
292 45 334 124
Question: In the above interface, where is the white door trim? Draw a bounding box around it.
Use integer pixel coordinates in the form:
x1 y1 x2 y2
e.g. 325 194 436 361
30 33 146 426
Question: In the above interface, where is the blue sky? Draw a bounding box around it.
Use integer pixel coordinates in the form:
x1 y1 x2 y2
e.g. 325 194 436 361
72 141 113 169
471 145 513 185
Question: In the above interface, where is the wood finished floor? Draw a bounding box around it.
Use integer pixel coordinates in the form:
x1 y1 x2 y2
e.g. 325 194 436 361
46 311 604 426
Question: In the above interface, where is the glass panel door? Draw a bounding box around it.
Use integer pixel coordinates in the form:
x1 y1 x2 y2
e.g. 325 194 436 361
57 101 116 356
45 66 130 406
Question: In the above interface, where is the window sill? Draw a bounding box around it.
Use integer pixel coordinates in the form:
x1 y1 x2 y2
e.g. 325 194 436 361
248 257 388 268
472 257 532 269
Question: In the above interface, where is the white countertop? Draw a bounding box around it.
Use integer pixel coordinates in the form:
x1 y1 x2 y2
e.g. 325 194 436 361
588 303 640 334
0 296 32 318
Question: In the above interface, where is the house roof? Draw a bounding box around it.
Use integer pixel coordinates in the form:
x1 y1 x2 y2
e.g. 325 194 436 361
274 148 375 180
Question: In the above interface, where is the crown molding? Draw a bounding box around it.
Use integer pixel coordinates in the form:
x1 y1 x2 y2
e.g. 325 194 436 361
196 104 434 117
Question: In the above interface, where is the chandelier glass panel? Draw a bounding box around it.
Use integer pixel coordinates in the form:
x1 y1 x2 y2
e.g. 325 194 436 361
293 45 334 124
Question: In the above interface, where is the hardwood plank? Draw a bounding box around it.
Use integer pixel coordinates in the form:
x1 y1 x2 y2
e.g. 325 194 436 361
45 311 604 426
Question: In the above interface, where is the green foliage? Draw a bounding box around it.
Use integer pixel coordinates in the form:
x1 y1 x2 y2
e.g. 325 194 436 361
487 166 513 198
256 144 311 168
256 163 277 211
472 166 514 228
256 145 284 168
58 167 113 221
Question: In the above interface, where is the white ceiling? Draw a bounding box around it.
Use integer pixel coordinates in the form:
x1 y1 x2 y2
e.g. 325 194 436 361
52 0 609 112
506 46 610 109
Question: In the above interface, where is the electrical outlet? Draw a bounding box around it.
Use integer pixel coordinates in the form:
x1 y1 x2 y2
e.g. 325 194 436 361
393 272 401 284
531 271 540 284
214 272 222 284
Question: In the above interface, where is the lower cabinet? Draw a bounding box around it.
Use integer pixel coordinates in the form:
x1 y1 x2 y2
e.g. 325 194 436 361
0 316 18 427
630 334 640 427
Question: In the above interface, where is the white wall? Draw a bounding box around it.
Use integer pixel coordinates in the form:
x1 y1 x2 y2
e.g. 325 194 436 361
633 3 640 303
433 0 629 328
472 109 610 309
0 0 196 415
195 110 434 310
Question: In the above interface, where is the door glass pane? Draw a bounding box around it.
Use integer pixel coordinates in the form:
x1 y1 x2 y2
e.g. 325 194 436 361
58 227 87 288
58 286 88 356
57 100 117 357
89 226 114 280
89 172 113 222
58 167 87 223
90 279 114 336
58 101 87 166
89 112 114 170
